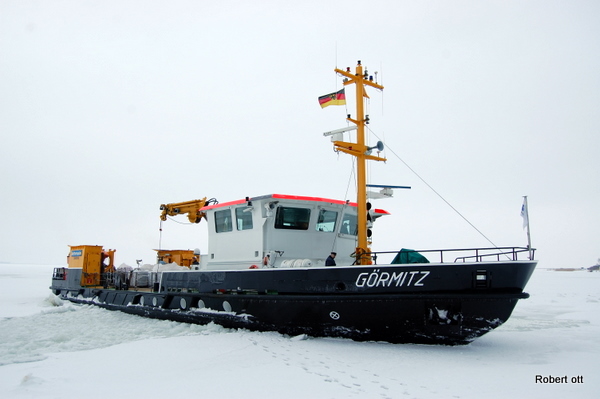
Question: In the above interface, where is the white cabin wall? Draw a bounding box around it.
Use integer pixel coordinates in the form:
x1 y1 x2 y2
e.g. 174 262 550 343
205 206 264 269
202 196 361 269
266 229 356 266
264 202 358 266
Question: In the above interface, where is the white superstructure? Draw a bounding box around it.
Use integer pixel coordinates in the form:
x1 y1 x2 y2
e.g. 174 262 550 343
198 194 389 270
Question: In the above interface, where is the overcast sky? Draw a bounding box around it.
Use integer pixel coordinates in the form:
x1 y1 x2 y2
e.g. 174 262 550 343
1 0 598 269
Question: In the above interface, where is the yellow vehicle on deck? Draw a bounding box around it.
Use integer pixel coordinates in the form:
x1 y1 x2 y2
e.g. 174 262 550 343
66 245 115 287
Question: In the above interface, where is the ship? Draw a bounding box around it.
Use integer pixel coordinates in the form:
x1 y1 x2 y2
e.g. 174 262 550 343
50 61 537 345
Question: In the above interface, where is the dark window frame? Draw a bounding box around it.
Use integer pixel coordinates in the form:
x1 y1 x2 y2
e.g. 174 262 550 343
274 206 311 230
215 209 233 233
316 209 338 232
340 212 358 236
235 207 254 231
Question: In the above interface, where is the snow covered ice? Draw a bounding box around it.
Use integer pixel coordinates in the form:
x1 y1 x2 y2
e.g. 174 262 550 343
0 263 598 398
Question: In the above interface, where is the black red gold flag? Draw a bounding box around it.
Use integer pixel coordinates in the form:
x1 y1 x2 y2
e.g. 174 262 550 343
318 89 346 108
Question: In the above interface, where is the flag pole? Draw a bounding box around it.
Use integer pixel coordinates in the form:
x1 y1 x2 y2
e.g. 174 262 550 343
522 196 532 260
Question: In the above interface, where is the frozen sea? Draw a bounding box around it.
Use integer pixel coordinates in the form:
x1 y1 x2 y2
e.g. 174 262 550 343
0 263 598 398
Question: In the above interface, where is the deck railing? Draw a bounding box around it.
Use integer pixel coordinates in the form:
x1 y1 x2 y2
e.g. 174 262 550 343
368 246 535 265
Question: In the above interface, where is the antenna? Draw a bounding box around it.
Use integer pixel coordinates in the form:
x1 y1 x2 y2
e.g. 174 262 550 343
323 126 358 142
323 126 358 137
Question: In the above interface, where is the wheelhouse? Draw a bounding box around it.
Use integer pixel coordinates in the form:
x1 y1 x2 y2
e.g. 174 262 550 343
199 194 389 270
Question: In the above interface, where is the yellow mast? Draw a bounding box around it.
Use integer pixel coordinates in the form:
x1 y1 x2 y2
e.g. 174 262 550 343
332 61 386 265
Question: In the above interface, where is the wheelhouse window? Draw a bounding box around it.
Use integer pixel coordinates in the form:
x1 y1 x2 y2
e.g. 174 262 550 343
215 209 232 233
340 213 357 236
235 207 253 231
316 209 338 232
275 206 310 230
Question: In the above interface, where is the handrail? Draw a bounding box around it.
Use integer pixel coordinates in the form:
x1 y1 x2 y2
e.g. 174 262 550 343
368 246 535 265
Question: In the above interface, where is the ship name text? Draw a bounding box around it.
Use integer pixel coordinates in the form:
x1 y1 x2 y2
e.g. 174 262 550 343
355 269 430 288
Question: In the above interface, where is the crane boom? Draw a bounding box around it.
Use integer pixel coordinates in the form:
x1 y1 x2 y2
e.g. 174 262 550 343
159 197 217 223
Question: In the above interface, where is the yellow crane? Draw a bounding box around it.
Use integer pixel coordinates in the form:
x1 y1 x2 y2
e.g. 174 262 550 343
159 197 218 224
157 197 217 268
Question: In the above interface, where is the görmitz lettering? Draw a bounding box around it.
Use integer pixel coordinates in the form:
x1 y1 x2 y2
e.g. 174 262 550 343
355 269 430 288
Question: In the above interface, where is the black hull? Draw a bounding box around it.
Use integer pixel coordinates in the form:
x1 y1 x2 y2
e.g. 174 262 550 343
51 261 536 345
63 291 526 345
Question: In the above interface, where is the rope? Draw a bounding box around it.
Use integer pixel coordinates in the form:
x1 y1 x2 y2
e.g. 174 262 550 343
344 156 356 201
330 152 360 253
166 216 198 225
158 216 200 262
367 127 501 251
158 220 163 251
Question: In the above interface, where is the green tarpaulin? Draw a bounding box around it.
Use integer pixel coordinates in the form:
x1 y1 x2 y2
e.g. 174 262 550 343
391 248 430 264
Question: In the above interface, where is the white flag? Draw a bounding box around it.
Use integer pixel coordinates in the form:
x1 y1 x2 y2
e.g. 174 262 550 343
520 198 529 229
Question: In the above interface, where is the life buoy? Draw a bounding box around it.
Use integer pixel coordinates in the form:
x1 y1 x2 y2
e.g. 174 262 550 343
249 265 259 269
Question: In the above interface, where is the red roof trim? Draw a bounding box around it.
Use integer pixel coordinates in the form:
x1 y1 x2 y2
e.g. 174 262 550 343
201 194 390 215
201 198 246 211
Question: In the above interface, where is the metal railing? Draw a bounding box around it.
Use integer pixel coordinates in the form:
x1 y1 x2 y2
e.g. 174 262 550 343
368 246 535 265
52 267 67 280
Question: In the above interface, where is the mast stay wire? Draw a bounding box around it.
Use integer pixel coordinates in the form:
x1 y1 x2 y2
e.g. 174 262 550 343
364 64 496 248
333 62 503 255
329 155 358 252
366 126 502 251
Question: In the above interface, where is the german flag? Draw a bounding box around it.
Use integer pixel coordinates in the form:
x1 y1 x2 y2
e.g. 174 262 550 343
318 89 346 108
